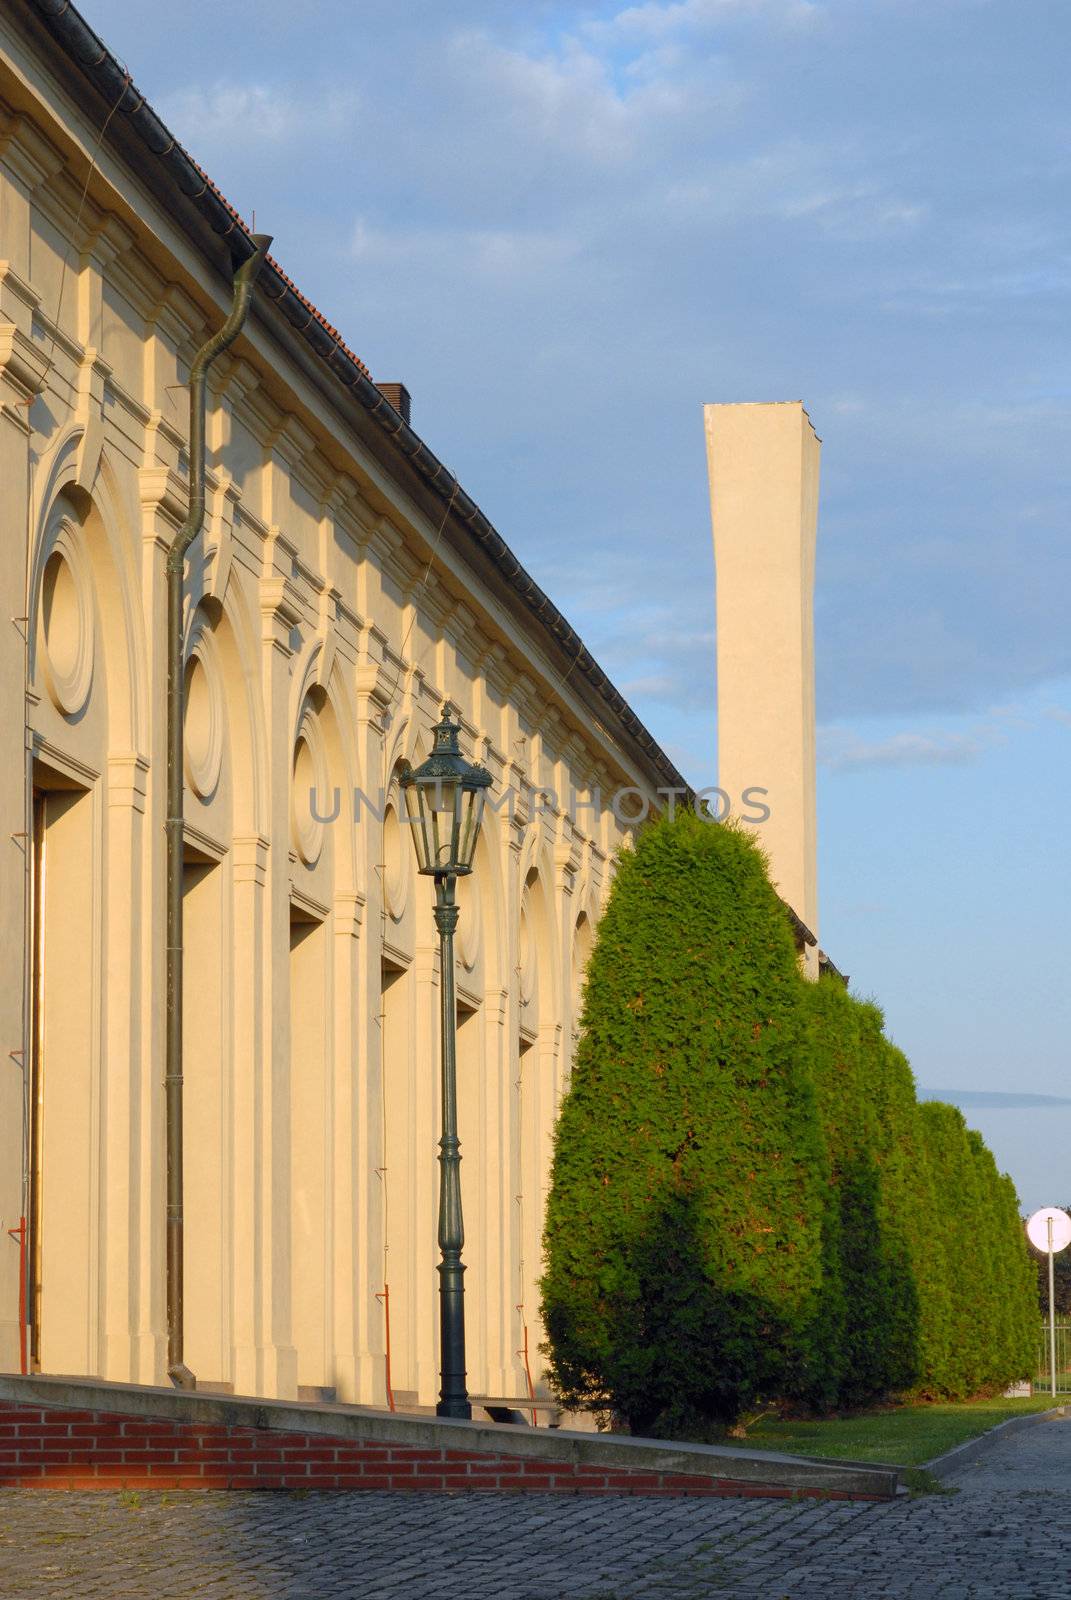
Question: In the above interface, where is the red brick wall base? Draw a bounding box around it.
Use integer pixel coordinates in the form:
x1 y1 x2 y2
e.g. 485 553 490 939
0 1402 879 1498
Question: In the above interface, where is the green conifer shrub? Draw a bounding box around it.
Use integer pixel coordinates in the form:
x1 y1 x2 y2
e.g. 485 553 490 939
540 810 830 1433
852 1013 931 1392
967 1132 1036 1385
915 1103 1036 1395
798 980 918 1404
542 809 1040 1429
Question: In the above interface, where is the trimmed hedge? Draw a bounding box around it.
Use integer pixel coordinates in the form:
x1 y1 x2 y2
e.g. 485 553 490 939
542 810 1037 1431
799 982 920 1406
540 810 828 1434
912 1104 1037 1394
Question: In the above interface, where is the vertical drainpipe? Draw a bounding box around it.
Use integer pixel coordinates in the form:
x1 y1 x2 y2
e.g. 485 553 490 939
165 237 272 1388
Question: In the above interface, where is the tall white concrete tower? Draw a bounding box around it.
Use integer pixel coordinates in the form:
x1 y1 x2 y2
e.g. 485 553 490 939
704 401 820 967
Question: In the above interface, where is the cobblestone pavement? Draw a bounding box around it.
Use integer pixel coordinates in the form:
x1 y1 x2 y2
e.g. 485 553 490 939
1 1416 1068 1600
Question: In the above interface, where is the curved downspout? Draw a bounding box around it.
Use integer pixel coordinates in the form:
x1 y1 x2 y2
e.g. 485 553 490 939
165 237 271 1388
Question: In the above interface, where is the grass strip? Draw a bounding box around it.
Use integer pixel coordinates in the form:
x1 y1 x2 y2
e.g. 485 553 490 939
740 1395 1057 1466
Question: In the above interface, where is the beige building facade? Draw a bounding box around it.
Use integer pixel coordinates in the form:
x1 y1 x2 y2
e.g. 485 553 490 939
0 3 690 1406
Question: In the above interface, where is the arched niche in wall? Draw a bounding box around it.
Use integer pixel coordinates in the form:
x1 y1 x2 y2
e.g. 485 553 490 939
377 751 422 1400
37 522 94 721
27 491 108 1382
454 815 504 1008
513 855 561 1395
380 758 417 968
29 441 146 763
25 457 146 1381
180 580 273 1390
179 596 248 1388
571 909 595 1034
183 612 231 851
517 858 558 1046
287 642 362 905
30 476 141 766
286 668 363 1393
452 806 513 1398
185 591 264 845
290 690 332 885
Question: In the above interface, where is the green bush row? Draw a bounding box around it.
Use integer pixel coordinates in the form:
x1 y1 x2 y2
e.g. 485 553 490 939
541 809 1036 1433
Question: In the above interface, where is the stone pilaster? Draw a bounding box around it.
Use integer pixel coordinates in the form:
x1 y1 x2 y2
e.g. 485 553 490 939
0 261 47 1372
133 460 187 1383
240 567 304 1398
100 753 149 1380
229 832 271 1395
325 888 364 1401
0 113 63 283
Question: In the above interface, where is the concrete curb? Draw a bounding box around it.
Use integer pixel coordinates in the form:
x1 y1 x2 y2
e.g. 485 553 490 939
923 1405 1068 1480
0 1373 900 1499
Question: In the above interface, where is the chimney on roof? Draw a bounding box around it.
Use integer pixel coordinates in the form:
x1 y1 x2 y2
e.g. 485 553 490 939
377 383 411 426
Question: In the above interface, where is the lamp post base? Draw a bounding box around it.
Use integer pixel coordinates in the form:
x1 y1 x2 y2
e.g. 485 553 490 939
436 1398 472 1420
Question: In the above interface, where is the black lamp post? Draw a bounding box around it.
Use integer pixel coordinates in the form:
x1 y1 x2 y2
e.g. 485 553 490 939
400 703 492 1420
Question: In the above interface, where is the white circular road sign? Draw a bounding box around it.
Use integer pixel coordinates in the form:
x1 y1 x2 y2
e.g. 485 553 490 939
1026 1207 1071 1255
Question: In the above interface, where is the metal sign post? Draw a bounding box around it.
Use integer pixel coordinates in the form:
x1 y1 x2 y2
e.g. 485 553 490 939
1026 1208 1071 1398
1049 1218 1057 1399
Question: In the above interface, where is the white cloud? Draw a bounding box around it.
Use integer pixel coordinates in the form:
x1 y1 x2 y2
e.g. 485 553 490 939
819 724 1001 770
442 24 717 177
351 217 580 285
587 0 823 44
620 672 680 697
157 81 358 150
779 186 927 235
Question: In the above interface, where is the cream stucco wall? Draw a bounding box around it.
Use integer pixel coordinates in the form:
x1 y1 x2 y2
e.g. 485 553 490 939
704 401 820 964
0 30 670 1409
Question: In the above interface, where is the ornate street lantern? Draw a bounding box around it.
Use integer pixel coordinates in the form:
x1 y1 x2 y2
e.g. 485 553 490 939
400 703 492 1419
400 703 492 877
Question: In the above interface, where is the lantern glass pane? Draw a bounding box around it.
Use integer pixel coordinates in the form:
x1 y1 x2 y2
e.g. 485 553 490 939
449 782 463 871
471 787 487 855
457 786 485 870
456 789 473 871
428 793 443 870
428 777 459 871
402 779 432 874
428 777 456 812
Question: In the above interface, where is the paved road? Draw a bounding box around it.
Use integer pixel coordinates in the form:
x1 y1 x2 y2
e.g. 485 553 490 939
1 1416 1068 1599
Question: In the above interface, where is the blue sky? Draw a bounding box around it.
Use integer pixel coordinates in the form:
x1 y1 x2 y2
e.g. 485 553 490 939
85 0 1070 1207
